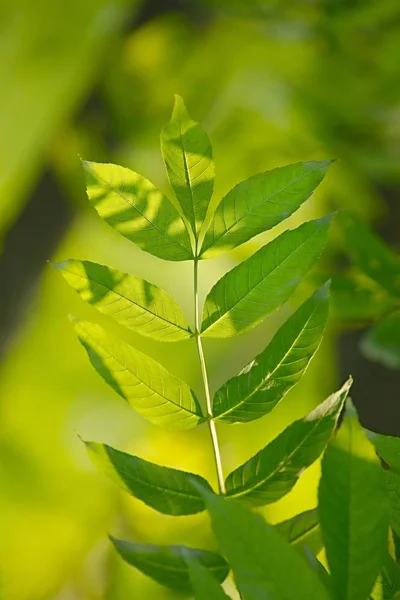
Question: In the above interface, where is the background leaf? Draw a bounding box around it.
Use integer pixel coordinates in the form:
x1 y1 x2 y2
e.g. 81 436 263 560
85 441 212 516
161 95 214 236
371 554 400 600
201 216 332 338
318 410 389 600
74 319 204 429
224 378 352 506
276 508 323 556
212 283 329 422
82 160 193 261
361 312 400 369
110 538 229 593
186 556 232 600
339 212 400 298
197 488 331 600
55 259 192 342
200 160 332 258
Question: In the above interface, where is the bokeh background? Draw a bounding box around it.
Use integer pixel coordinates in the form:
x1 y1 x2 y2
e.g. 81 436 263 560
1 1 400 598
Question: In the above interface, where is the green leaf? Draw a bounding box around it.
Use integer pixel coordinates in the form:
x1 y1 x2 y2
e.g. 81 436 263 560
186 557 232 600
373 433 400 474
224 378 352 506
74 319 204 429
371 554 400 600
200 160 332 258
318 410 389 600
361 311 400 369
82 160 193 261
384 471 400 538
201 216 332 338
212 283 329 423
161 95 214 235
196 488 331 600
276 508 323 556
110 538 229 593
339 212 400 298
85 441 212 516
330 275 399 323
55 259 192 342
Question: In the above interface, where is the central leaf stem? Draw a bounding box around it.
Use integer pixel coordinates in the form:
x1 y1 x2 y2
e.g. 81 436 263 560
193 258 226 494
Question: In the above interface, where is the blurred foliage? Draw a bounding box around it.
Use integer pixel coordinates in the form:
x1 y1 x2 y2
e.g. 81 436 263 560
1 0 399 598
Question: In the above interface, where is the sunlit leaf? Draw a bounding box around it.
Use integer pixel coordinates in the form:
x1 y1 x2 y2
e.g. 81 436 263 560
201 160 332 258
201 216 332 338
55 259 192 342
73 319 204 429
196 487 331 600
110 538 229 593
161 95 214 235
361 311 400 369
384 471 400 538
224 378 352 506
276 508 322 556
319 410 389 600
339 212 400 298
82 160 193 261
212 283 329 422
373 433 400 474
371 554 400 600
85 441 212 515
186 556 232 600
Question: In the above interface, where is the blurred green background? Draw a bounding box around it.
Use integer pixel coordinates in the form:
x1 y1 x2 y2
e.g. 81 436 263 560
1 1 400 598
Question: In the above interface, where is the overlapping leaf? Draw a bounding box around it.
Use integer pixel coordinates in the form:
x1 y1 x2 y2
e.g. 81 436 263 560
319 411 389 600
186 557 232 600
201 216 332 338
85 441 211 515
110 538 229 593
161 95 214 235
371 554 400 600
74 319 203 429
197 487 331 600
212 283 329 422
55 259 192 342
224 378 352 506
82 160 193 261
339 212 400 298
276 508 322 556
201 160 332 258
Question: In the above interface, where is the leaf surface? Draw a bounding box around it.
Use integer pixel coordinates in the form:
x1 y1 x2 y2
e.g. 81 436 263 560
201 160 332 258
276 508 322 556
197 488 331 600
86 441 211 515
361 311 400 369
82 160 193 261
371 554 400 600
55 260 192 342
212 283 329 422
74 319 203 429
111 538 229 593
201 216 332 338
224 378 352 506
339 212 400 298
186 557 232 600
318 411 389 600
161 95 214 235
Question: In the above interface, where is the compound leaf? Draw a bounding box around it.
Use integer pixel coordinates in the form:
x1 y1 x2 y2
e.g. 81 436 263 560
161 95 214 235
276 508 322 556
82 160 193 261
74 319 203 429
318 410 389 600
201 160 332 258
197 488 331 600
224 378 352 506
55 259 192 342
186 557 232 600
212 283 329 423
339 212 400 298
85 441 212 516
110 539 230 593
201 216 332 338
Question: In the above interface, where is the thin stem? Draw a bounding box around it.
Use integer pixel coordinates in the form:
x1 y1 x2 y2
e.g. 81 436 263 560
193 258 226 494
